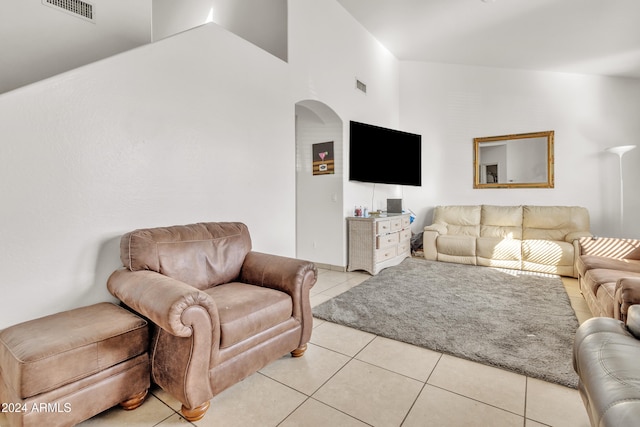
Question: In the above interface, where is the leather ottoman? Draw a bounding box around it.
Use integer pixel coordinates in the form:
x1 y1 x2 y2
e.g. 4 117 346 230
0 302 150 427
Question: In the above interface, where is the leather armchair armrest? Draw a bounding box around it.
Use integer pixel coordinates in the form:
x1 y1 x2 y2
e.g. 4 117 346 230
239 251 317 296
239 251 317 346
614 277 640 322
107 268 220 338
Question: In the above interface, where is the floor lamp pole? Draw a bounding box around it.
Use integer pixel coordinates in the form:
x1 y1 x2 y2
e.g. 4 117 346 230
605 145 636 233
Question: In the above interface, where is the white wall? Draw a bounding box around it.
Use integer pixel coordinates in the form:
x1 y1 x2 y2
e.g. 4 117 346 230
400 62 640 239
0 24 293 329
152 0 213 41
289 0 400 267
0 0 401 328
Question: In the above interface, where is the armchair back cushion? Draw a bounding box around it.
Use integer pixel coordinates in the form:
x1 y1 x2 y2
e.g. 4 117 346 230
120 222 252 290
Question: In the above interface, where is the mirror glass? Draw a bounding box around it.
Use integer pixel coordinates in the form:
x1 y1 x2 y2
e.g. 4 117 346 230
473 130 554 189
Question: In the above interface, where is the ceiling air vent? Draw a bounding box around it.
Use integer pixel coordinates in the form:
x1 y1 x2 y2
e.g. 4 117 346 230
356 79 367 94
43 0 94 22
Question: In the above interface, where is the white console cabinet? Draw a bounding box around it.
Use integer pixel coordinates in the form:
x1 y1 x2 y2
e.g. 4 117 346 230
347 213 412 275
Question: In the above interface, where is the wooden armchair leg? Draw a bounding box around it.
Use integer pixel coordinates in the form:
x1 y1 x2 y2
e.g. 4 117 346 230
291 344 308 357
181 401 211 422
120 389 148 410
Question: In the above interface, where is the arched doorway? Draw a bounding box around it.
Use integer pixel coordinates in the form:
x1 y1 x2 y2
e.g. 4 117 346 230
295 100 344 268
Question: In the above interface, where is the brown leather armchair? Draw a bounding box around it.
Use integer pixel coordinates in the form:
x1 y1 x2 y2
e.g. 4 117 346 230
107 222 317 421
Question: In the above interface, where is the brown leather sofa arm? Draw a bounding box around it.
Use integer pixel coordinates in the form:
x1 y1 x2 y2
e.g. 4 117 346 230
107 269 220 338
614 277 640 323
579 236 640 259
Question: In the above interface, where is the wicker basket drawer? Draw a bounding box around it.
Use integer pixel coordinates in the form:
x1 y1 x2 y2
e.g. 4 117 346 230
376 220 391 234
377 232 400 249
376 246 397 262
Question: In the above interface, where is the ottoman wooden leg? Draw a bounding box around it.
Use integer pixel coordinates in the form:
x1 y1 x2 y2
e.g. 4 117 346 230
181 401 211 422
120 389 148 410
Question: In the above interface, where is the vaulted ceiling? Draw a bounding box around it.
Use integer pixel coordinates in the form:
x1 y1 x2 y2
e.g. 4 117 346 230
1 0 639 96
337 0 640 79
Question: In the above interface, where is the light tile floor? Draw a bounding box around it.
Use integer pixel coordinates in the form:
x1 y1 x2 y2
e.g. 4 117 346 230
1 266 593 427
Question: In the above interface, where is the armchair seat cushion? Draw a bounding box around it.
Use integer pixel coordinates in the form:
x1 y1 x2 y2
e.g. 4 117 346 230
205 283 293 349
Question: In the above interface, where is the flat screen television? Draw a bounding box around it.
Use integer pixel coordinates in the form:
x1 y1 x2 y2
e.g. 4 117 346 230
349 121 422 186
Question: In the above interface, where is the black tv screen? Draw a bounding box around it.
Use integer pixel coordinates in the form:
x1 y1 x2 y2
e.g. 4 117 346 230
349 121 422 186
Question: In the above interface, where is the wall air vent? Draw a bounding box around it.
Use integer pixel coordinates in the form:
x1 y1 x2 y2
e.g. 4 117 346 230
356 79 367 94
43 0 94 22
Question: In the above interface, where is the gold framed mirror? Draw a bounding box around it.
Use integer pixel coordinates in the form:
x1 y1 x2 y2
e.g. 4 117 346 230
473 130 554 189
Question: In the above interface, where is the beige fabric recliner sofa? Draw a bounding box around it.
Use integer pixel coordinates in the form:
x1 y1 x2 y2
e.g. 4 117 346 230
423 205 591 277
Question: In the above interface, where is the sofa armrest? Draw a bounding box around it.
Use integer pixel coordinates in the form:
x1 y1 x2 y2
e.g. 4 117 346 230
424 223 447 234
579 236 640 259
240 251 317 295
239 252 317 347
107 268 220 338
565 231 592 243
423 224 446 261
614 277 640 322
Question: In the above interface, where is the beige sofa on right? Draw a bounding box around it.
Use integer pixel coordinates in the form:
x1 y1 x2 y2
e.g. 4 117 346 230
423 205 592 277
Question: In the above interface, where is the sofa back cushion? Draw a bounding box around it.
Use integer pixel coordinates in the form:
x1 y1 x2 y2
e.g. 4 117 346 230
432 205 481 237
480 205 523 239
522 206 590 241
120 222 252 290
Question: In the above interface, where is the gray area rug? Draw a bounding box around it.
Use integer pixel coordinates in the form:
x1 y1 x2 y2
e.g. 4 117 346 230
313 258 579 388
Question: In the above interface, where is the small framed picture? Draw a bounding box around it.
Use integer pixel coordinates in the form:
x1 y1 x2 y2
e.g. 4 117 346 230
312 141 334 175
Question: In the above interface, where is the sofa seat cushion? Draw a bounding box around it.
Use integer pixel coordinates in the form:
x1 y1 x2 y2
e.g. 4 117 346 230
0 302 148 399
205 283 292 349
584 269 640 294
576 255 640 278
